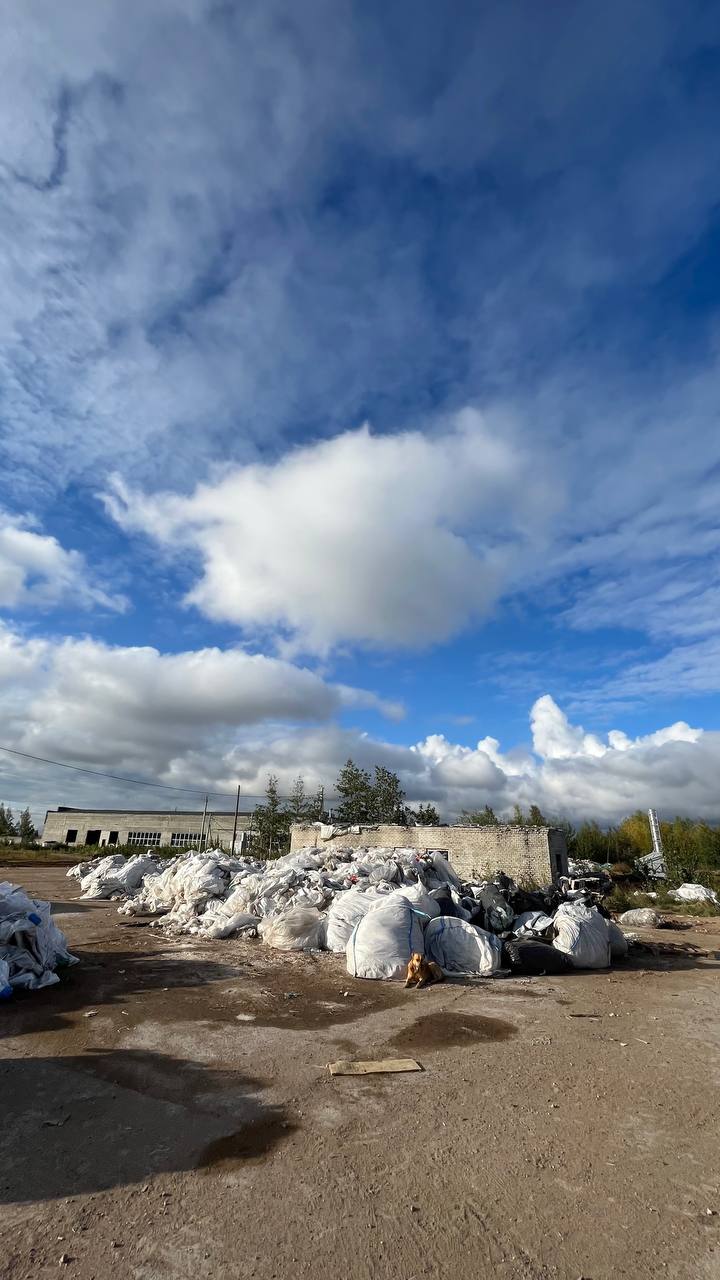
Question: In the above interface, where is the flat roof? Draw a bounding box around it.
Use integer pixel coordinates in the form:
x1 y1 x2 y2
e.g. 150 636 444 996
49 807 252 817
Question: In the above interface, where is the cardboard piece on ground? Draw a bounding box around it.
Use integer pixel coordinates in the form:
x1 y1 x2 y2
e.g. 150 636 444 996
328 1058 422 1076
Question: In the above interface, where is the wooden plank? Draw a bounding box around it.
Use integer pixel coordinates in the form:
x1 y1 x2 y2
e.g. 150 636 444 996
328 1058 422 1076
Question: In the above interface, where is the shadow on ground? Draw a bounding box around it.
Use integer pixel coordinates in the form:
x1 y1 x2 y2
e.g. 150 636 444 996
1 947 251 1037
0 1049 296 1203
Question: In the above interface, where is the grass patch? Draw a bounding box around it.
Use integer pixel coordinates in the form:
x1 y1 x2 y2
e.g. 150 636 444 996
605 883 720 918
0 846 78 866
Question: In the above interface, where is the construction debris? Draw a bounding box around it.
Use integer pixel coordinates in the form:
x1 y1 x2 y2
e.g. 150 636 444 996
0 882 78 996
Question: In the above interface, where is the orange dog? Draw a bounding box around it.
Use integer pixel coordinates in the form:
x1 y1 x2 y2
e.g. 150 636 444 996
404 952 445 989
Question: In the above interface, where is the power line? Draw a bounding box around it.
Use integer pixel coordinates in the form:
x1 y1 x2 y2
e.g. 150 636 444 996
0 743 336 802
0 744 235 797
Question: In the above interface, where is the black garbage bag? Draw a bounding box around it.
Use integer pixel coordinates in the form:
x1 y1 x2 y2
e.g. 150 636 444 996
507 884 562 916
502 939 573 976
428 887 460 917
475 885 515 933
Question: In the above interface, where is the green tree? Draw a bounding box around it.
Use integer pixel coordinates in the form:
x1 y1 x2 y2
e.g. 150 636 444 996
616 810 653 857
252 775 291 859
461 805 499 826
511 803 526 826
412 803 440 826
17 807 38 846
0 804 17 838
309 787 327 822
285 776 313 823
334 760 375 824
527 804 547 826
372 765 406 823
573 820 612 862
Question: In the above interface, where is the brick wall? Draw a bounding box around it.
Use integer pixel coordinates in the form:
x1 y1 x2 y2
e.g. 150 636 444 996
290 822 567 884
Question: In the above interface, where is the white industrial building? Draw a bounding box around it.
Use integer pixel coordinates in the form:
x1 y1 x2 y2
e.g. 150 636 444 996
41 807 253 851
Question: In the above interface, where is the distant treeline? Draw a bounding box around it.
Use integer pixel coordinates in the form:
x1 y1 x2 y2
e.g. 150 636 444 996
462 804 720 881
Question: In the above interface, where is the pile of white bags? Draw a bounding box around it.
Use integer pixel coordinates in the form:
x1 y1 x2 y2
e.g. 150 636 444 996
78 853 160 899
67 843 648 981
0 882 78 996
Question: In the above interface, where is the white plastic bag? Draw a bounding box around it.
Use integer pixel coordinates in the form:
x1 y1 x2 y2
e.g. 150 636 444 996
423 916 502 976
668 883 719 906
607 919 629 960
325 887 388 953
395 883 442 920
258 906 324 951
512 910 554 939
619 908 660 927
552 902 611 969
346 897 425 980
0 881 78 993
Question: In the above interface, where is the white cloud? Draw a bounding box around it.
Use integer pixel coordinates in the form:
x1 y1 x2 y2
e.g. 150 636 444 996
105 412 550 652
0 624 398 764
0 627 717 828
0 510 124 612
1 0 719 508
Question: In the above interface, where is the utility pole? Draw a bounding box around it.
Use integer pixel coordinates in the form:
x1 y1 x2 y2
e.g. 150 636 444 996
231 784 241 854
199 795 208 851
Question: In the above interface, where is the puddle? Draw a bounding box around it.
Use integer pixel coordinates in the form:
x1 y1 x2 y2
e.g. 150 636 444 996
388 1011 516 1052
198 1115 297 1168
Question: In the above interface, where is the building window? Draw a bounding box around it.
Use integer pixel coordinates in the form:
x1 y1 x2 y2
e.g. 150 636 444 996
170 832 198 847
86 829 101 846
66 829 78 843
127 831 162 846
108 831 119 845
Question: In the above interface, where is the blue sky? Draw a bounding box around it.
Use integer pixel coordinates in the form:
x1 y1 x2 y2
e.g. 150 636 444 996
1 0 720 825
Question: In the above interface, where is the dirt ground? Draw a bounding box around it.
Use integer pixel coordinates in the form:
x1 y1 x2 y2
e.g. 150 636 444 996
3 867 720 1280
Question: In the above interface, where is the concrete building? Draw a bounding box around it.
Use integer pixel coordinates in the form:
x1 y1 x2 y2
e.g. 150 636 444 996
41 807 253 852
290 822 568 884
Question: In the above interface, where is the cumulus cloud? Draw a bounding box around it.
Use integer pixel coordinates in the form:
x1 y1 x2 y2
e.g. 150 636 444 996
0 510 124 612
105 412 550 652
0 624 717 827
0 625 398 769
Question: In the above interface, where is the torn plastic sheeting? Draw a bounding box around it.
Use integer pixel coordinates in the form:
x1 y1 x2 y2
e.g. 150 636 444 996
423 915 502 976
511 910 554 939
668 883 719 906
258 906 324 951
79 854 161 900
0 881 78 995
105 843 461 943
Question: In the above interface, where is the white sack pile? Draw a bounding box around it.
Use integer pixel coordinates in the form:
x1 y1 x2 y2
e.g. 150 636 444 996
74 853 161 900
68 844 643 981
0 882 78 997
